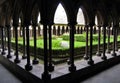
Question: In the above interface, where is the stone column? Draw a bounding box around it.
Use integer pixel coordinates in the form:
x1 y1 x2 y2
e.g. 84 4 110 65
22 26 27 59
6 25 12 58
61 26 65 35
115 26 118 51
25 25 32 71
106 26 111 53
32 24 39 64
48 24 54 72
14 25 21 63
57 25 60 36
42 23 51 80
88 23 94 65
84 25 89 60
68 22 76 72
112 25 117 56
1 27 5 55
96 26 101 56
4 27 7 50
101 25 107 60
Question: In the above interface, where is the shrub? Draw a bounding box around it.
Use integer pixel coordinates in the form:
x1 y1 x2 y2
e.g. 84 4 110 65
75 34 86 42
62 33 69 40
93 34 98 41
62 33 101 42
12 37 23 41
52 40 61 49
62 33 86 42
37 35 57 40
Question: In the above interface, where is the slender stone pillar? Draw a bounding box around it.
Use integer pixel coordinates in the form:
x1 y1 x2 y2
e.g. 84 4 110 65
61 26 65 35
32 25 39 64
101 25 107 60
88 24 94 65
38 25 41 36
57 26 60 36
42 24 51 80
6 25 12 58
1 27 5 55
93 26 97 34
14 25 20 63
80 27 83 34
106 26 111 53
84 25 89 60
77 26 80 34
68 23 76 72
115 26 118 51
112 25 117 56
22 26 27 59
96 26 101 56
4 27 7 50
53 25 56 35
66 26 69 33
48 25 54 72
25 25 33 71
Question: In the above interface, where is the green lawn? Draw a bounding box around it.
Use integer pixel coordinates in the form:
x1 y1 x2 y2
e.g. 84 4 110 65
11 35 120 50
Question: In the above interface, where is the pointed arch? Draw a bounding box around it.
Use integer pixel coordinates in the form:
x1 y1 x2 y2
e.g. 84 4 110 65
77 8 85 25
54 3 68 24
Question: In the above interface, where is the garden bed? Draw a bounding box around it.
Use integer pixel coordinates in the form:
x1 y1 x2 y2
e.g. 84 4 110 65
10 34 120 64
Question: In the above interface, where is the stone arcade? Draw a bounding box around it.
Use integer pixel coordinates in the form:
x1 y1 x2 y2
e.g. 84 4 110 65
0 0 120 83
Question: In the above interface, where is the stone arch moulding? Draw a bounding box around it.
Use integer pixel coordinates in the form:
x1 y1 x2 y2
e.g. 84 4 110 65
95 11 104 26
80 5 91 25
31 3 40 26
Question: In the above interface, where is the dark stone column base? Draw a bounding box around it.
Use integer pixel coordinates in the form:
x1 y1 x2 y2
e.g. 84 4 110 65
67 59 71 65
83 54 89 60
42 72 51 82
22 55 27 59
96 52 101 56
101 55 107 60
25 64 33 71
112 53 117 57
87 59 94 65
106 49 111 54
69 65 76 72
5 48 7 50
7 55 12 59
32 59 39 65
1 51 6 55
14 58 20 64
48 64 55 72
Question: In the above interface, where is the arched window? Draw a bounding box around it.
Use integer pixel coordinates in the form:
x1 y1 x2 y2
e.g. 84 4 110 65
54 3 68 24
77 8 85 25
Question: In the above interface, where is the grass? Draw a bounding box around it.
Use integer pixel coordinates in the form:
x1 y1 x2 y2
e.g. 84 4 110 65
11 34 120 50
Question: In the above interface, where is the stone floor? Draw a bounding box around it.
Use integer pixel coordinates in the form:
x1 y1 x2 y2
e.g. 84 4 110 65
81 63 120 83
0 64 22 83
1 60 120 83
7 50 114 79
0 49 120 83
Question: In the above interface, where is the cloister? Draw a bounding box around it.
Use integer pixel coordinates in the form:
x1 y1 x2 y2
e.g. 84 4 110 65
0 0 120 83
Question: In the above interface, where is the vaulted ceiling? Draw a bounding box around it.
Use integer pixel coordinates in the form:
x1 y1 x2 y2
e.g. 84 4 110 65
0 0 119 26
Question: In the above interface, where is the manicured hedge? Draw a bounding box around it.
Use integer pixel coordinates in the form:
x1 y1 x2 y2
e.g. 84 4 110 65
75 34 86 42
62 33 101 42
